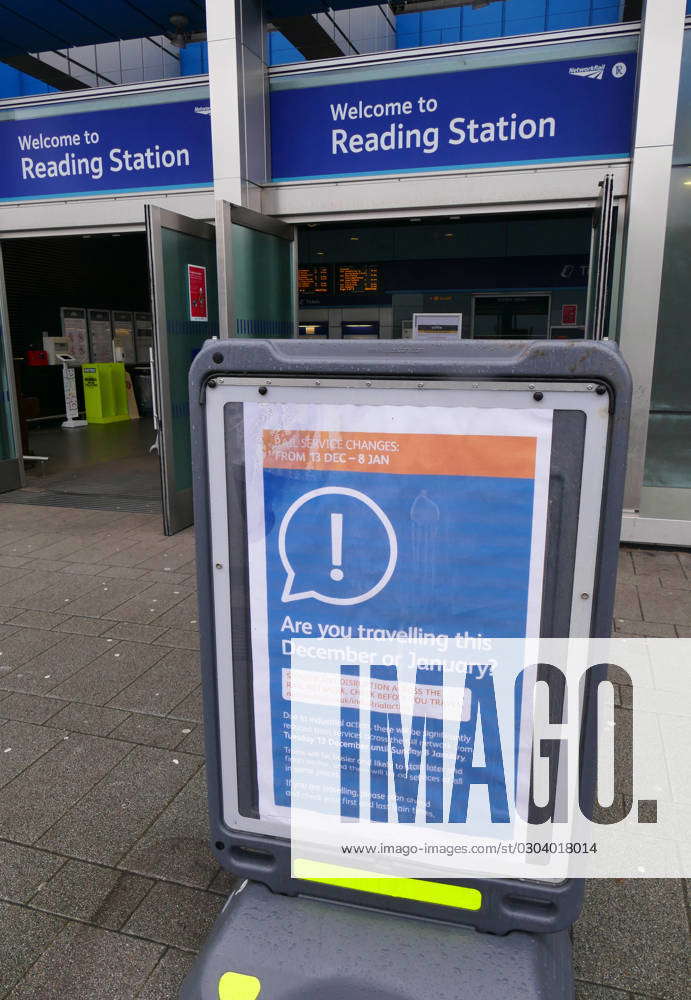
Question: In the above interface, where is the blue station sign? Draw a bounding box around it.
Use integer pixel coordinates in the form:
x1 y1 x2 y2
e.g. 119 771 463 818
0 97 213 202
270 52 637 182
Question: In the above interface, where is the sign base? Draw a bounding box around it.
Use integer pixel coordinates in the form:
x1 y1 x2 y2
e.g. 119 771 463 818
182 880 574 1000
61 419 88 429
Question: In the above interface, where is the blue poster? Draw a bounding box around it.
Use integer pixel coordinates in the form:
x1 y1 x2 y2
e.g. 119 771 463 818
270 52 636 181
244 402 553 822
0 97 212 202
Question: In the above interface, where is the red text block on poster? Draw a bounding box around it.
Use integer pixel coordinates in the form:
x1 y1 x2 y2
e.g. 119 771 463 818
561 304 578 326
263 430 537 479
188 264 208 322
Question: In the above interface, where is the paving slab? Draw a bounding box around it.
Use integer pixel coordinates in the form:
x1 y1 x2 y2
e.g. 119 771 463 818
151 594 199 630
107 648 200 716
631 550 682 575
0 628 65 675
613 582 642 621
10 572 99 612
30 858 153 930
53 616 113 636
0 720 67 788
61 562 110 577
104 621 168 644
136 948 197 1000
574 878 689 999
167 685 203 723
0 901 65 996
613 618 677 638
208 867 238 897
104 583 192 626
177 725 204 755
575 984 635 999
121 769 218 889
123 881 224 951
50 641 168 705
638 587 691 626
7 633 116 695
7 610 70 631
0 691 67 725
47 702 130 737
37 746 202 865
109 712 194 749
155 628 200 651
60 578 156 619
5 921 164 1000
0 733 131 844
0 841 66 903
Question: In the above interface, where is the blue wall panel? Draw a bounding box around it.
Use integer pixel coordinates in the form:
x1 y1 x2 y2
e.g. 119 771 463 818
0 63 54 99
396 0 628 50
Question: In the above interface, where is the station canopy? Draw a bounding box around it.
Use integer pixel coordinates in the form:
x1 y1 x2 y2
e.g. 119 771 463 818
0 0 385 60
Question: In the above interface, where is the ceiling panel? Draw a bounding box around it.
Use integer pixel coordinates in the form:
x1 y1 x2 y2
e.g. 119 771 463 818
0 1 205 59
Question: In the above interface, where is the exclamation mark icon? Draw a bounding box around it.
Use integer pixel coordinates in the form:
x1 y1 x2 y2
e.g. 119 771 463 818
330 513 344 581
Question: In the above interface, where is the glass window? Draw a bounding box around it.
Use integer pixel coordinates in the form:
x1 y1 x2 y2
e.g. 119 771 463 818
472 294 549 339
644 30 691 490
396 0 641 52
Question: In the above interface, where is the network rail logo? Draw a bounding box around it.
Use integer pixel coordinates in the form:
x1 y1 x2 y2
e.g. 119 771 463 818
569 64 606 81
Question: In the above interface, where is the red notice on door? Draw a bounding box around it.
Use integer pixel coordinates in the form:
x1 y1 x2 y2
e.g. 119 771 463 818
561 304 578 326
188 264 208 322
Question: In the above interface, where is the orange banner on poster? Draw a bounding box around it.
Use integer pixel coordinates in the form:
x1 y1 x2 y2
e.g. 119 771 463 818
263 430 536 479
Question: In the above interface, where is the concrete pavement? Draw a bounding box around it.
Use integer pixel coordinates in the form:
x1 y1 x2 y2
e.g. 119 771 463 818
0 502 687 998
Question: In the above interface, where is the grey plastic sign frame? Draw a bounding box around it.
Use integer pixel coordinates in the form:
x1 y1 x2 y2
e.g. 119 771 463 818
189 338 631 936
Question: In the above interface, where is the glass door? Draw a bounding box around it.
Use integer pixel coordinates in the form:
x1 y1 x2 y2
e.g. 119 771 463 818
471 294 550 339
216 202 296 339
0 245 23 494
145 205 219 536
585 173 616 340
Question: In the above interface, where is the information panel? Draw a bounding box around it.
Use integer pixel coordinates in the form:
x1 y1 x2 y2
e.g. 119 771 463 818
270 52 636 182
242 401 552 822
337 264 380 294
298 266 330 295
60 306 89 363
134 312 153 364
112 310 136 364
87 309 113 363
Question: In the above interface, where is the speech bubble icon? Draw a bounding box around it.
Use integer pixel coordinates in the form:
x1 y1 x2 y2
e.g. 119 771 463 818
278 486 397 606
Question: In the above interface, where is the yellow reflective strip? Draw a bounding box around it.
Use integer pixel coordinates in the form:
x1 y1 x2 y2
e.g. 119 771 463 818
218 971 261 1000
293 859 482 912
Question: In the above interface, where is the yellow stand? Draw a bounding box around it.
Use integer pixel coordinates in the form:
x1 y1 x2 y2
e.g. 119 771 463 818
82 363 130 424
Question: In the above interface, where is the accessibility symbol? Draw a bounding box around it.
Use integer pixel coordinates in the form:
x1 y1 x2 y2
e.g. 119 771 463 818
278 487 397 606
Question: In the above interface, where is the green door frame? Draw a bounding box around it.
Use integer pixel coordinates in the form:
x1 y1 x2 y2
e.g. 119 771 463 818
0 244 24 494
215 201 297 340
145 204 219 535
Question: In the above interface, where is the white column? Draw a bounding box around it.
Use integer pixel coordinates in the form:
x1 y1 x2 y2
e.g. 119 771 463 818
206 0 268 210
618 0 686 511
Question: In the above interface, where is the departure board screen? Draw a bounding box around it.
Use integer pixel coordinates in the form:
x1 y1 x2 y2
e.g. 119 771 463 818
298 265 330 295
337 264 380 294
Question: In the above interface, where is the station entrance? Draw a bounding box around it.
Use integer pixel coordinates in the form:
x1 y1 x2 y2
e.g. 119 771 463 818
0 179 618 535
296 210 598 342
0 232 162 515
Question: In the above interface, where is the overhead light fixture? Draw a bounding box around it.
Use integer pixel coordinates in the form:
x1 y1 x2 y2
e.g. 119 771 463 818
307 222 319 228
390 0 504 14
409 217 421 222
350 236 360 241
444 232 454 237
316 250 325 255
684 180 691 187
167 13 206 48
449 215 460 220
